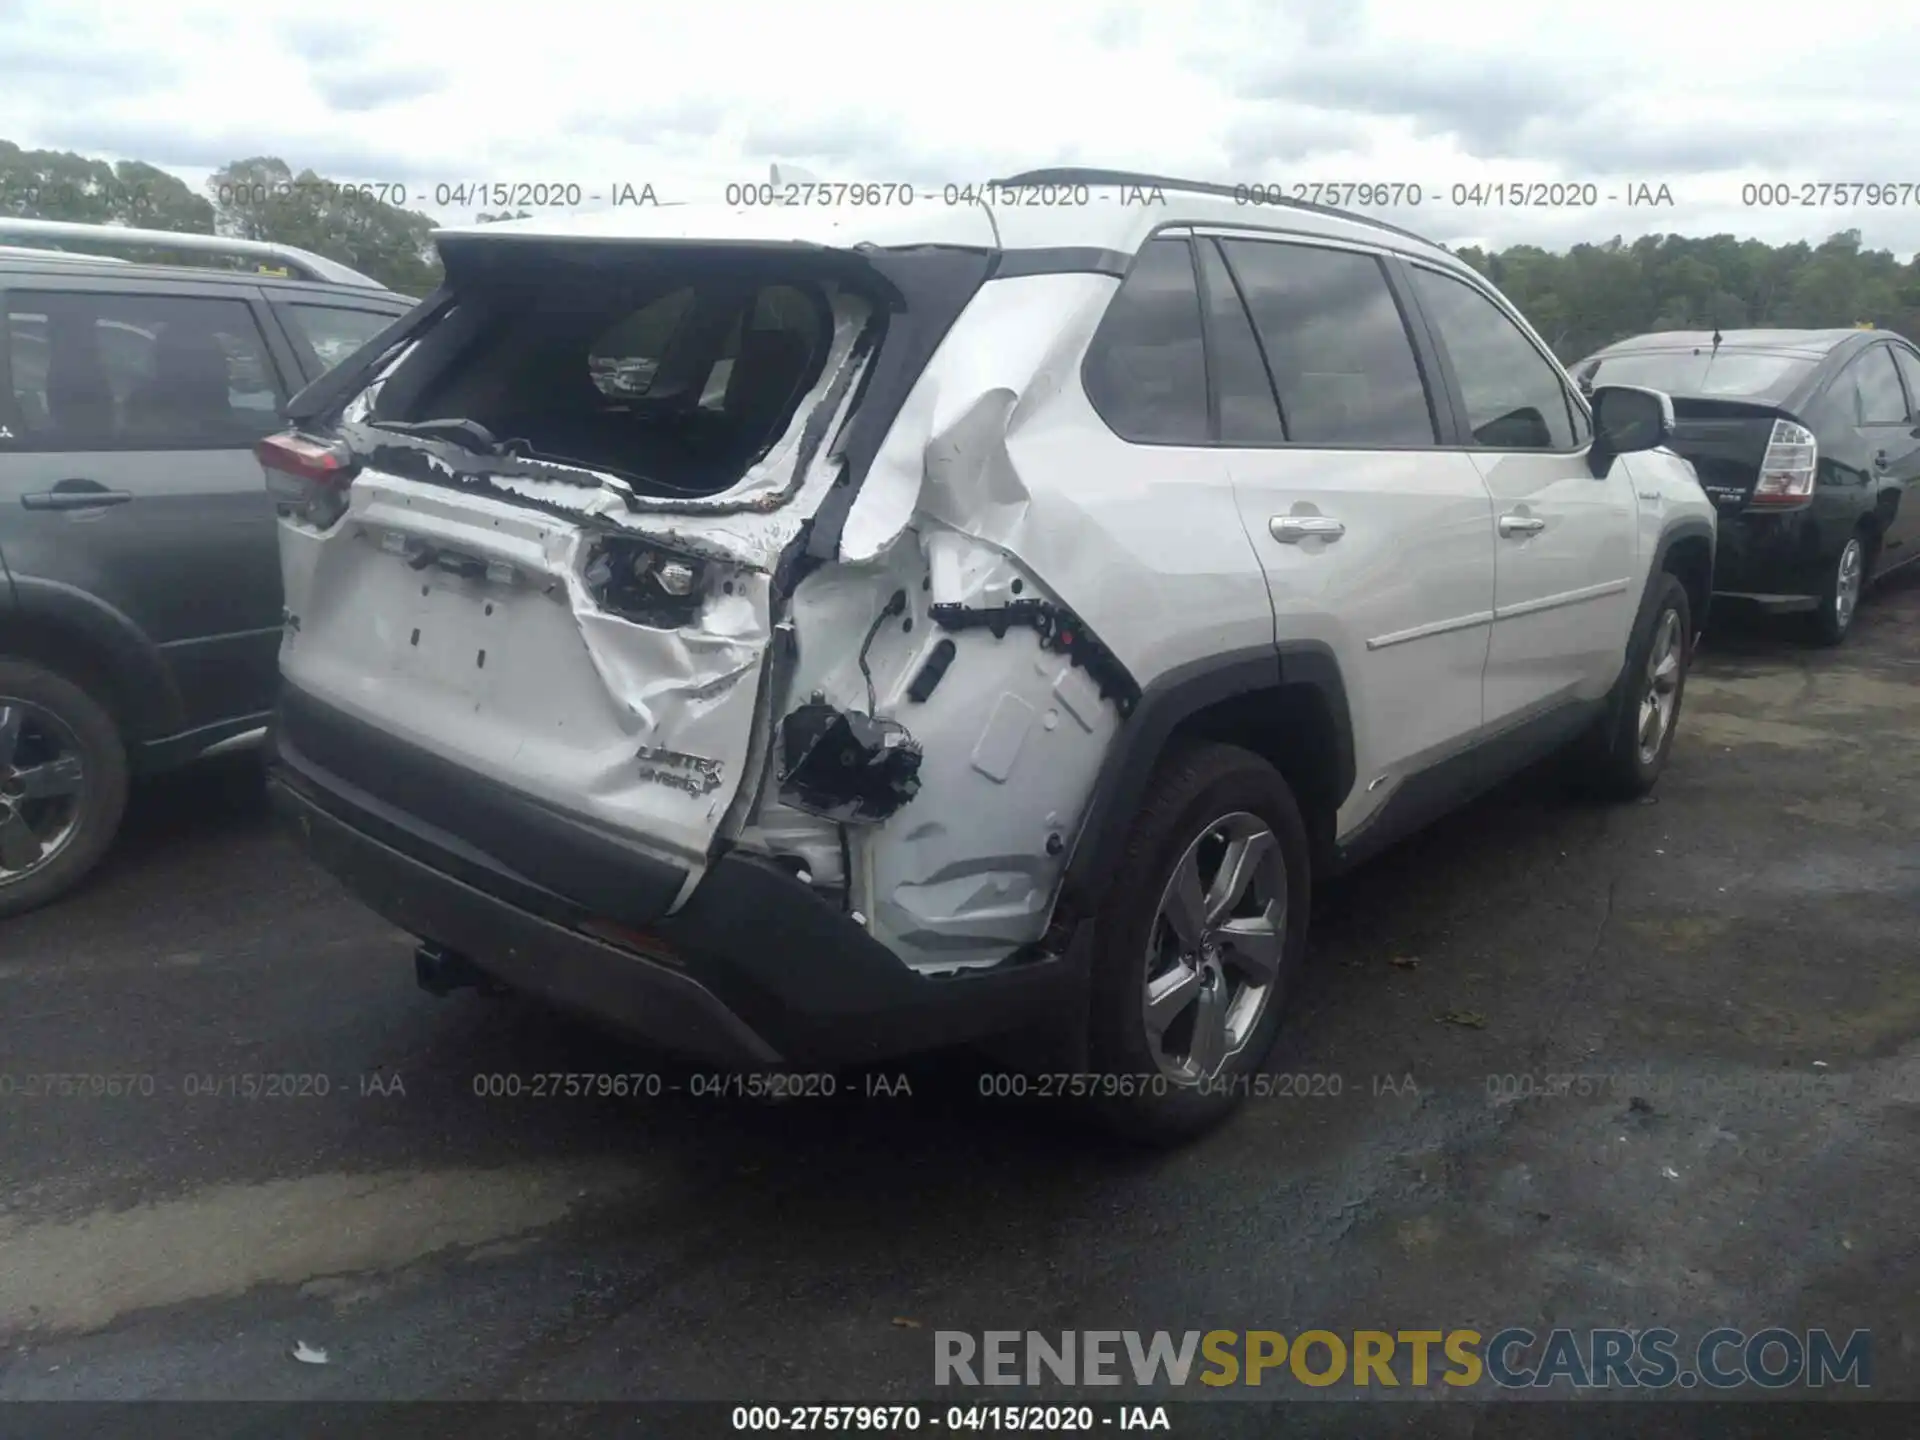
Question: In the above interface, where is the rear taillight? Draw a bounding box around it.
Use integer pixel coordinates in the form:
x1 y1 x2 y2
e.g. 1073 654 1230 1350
1750 419 1817 506
258 431 357 524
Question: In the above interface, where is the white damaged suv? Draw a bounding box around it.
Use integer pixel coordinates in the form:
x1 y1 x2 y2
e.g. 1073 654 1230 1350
262 169 1715 1140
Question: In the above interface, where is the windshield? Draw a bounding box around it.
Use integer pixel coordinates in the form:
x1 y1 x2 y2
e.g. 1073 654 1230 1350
1575 348 1820 403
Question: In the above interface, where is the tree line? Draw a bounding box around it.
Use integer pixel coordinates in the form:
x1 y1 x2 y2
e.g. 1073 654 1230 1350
5 140 1919 358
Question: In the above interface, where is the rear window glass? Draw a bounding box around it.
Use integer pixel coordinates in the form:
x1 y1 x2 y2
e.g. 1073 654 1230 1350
381 275 834 492
1575 349 1819 403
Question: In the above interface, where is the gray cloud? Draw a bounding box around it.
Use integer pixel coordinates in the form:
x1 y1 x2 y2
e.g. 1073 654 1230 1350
1523 106 1906 179
740 111 902 168
600 96 732 146
0 29 180 101
1235 50 1620 158
1224 110 1374 172
1290 0 1366 47
279 20 365 65
312 65 445 113
1092 1 1141 49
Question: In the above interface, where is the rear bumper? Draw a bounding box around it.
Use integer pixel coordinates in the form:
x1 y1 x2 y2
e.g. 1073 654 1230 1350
269 688 1083 1068
1711 505 1846 602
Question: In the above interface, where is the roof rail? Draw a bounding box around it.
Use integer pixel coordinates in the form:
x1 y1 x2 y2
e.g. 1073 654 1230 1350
988 167 1435 247
0 244 131 264
0 217 389 289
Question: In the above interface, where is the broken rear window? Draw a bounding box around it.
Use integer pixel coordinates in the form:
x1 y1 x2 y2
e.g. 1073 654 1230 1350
374 270 835 496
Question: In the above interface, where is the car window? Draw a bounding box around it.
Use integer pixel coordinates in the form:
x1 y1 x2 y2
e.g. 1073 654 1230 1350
1 312 49 435
1576 348 1820 404
1082 237 1211 446
1848 346 1908 425
1195 238 1286 445
1893 346 1920 419
1217 240 1435 446
383 275 833 489
1410 266 1576 450
283 304 398 375
3 291 285 451
588 286 695 399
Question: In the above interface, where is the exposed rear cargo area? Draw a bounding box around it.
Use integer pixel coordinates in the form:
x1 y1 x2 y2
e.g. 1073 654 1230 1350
271 246 889 893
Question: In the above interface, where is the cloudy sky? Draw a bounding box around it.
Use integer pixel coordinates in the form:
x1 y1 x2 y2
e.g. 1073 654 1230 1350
6 0 1920 257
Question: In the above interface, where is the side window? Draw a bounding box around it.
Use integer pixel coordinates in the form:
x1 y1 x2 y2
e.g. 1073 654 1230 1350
1893 346 1920 419
3 309 51 437
1194 238 1285 444
1850 346 1908 425
282 303 398 375
1218 240 1436 446
1409 266 1576 450
588 285 695 399
2 291 285 451
1083 237 1211 445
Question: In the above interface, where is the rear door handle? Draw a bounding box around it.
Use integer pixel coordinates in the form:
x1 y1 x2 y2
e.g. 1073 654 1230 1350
1270 515 1345 543
1498 514 1547 537
22 482 134 512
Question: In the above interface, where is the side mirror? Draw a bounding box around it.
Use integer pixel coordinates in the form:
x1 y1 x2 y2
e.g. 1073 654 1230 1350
1588 384 1675 476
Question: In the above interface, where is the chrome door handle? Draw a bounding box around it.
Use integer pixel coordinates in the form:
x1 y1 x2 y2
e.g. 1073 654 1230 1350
1270 515 1345 543
22 488 133 511
1498 514 1547 537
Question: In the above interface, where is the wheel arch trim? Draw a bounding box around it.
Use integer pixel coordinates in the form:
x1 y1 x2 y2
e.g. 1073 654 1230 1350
1061 642 1355 905
0 576 185 741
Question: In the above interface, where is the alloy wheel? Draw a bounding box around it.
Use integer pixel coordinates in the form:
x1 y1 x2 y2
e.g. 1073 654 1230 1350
1141 812 1287 1084
1833 538 1864 635
0 700 88 885
1636 609 1685 766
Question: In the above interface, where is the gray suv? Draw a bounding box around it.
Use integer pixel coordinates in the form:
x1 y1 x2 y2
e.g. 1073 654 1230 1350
0 223 415 916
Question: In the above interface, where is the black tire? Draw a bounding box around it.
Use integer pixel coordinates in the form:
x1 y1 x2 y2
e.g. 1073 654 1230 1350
1083 742 1312 1144
1575 572 1692 801
1808 528 1871 648
0 659 129 919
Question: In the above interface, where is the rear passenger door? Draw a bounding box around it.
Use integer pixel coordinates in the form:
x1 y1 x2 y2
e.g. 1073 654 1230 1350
1886 344 1920 564
0 279 294 736
1403 261 1636 728
1850 342 1920 566
1202 231 1497 839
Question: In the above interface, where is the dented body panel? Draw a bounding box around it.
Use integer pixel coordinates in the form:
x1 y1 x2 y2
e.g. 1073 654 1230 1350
278 285 876 889
264 181 1715 1083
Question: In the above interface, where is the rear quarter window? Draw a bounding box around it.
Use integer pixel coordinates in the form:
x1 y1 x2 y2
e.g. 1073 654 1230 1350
283 303 404 375
1081 237 1211 446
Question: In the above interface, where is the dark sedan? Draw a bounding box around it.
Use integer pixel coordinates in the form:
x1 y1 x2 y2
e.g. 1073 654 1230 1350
1575 327 1920 645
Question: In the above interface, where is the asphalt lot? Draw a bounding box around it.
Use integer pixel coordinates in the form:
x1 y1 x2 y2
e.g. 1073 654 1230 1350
2 571 1917 1414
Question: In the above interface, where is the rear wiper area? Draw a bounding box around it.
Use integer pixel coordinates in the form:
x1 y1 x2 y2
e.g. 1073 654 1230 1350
345 417 642 509
374 417 508 455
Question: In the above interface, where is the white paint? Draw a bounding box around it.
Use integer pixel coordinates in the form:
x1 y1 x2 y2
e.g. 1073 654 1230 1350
279 289 878 889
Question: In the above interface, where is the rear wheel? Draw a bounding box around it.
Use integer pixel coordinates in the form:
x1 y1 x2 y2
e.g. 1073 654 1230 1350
0 660 129 919
1809 530 1870 647
1083 743 1311 1144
